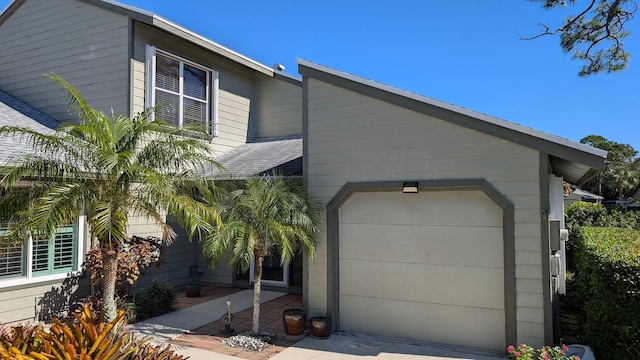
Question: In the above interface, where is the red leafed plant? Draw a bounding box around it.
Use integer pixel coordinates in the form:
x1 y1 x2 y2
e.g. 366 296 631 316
84 236 164 299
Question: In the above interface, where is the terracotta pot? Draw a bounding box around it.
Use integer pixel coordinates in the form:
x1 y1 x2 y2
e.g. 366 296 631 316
282 309 306 335
184 283 201 297
309 316 329 338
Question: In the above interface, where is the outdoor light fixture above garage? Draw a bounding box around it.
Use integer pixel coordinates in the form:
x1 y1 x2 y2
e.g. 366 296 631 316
402 181 419 193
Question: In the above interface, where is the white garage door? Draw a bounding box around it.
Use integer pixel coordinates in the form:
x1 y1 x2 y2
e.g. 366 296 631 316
339 190 505 351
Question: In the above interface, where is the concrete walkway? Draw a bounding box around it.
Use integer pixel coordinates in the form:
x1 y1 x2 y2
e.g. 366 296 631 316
130 290 504 360
128 289 285 342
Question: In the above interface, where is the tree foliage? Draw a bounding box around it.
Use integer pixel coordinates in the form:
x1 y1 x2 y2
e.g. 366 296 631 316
580 134 640 199
202 175 323 333
0 75 220 322
527 0 637 76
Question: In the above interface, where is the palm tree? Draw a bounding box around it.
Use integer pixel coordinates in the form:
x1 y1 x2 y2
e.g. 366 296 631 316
0 74 219 322
202 175 322 333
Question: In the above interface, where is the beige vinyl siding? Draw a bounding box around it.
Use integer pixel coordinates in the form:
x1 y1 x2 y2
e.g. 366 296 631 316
256 74 302 137
0 278 91 324
196 246 234 285
0 0 130 121
133 218 200 291
131 59 146 115
216 89 252 154
132 22 257 155
305 78 545 346
126 215 166 240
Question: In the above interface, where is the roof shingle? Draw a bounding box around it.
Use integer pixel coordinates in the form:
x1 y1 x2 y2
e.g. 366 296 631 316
0 89 60 165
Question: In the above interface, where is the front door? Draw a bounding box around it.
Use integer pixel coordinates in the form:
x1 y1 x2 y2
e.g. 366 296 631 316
250 250 289 287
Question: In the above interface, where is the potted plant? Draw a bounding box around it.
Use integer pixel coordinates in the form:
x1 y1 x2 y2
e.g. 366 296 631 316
282 308 306 335
309 316 330 338
185 265 201 297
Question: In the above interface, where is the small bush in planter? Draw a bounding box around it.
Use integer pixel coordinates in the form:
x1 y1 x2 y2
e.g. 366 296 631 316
134 281 176 321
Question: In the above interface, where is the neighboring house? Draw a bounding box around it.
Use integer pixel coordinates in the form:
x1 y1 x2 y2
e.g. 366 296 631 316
0 0 607 353
564 186 604 207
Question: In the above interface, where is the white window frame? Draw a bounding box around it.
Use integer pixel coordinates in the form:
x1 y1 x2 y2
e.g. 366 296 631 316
145 45 219 137
0 216 85 288
249 255 289 288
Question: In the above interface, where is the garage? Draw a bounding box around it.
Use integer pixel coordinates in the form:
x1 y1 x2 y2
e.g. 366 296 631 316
301 60 607 348
337 190 505 351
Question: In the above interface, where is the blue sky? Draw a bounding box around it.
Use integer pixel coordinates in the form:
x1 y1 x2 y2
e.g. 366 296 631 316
2 0 638 150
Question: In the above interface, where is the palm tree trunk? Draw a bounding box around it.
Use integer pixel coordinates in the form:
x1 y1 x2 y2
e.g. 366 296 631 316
252 255 263 333
102 249 118 323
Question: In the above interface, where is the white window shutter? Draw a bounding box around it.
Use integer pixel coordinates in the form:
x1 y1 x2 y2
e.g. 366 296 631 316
145 45 157 119
211 70 219 137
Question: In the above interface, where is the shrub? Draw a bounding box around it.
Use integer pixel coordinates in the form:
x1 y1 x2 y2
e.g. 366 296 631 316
564 201 640 271
565 201 609 230
83 236 164 299
573 226 640 359
133 281 176 321
0 304 187 359
506 343 578 360
565 201 640 231
77 295 138 324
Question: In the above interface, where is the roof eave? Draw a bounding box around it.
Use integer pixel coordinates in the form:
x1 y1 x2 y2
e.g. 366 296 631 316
0 0 24 26
150 16 274 76
80 0 275 76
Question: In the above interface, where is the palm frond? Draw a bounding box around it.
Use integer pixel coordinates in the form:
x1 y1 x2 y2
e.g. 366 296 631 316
202 173 323 273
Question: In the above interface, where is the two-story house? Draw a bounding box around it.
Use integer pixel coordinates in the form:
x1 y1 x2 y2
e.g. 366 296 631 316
0 0 303 324
0 0 607 352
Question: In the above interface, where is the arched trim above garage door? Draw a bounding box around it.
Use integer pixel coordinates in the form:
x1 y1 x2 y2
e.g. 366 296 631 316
325 179 516 347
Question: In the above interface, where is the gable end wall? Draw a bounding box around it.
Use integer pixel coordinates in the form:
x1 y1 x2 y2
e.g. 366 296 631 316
304 77 546 347
0 0 130 122
256 73 302 138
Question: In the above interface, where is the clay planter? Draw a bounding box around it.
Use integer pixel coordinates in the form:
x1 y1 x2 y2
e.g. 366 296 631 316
282 309 306 335
184 282 201 297
309 316 330 338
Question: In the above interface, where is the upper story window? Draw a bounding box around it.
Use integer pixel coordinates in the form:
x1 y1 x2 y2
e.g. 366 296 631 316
146 46 219 136
0 219 84 287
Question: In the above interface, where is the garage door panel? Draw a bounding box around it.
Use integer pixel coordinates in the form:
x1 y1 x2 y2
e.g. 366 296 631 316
340 295 505 351
338 190 505 351
340 191 502 226
340 223 503 267
340 259 504 309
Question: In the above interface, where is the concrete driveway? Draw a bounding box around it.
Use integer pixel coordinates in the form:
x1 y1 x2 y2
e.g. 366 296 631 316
270 332 505 360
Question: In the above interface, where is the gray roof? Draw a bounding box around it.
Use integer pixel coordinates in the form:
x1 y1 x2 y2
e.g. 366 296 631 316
205 137 302 179
0 90 60 165
298 59 607 185
570 187 604 200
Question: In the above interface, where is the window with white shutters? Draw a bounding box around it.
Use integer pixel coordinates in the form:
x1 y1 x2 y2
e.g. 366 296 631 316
0 224 79 283
146 46 218 136
0 243 23 278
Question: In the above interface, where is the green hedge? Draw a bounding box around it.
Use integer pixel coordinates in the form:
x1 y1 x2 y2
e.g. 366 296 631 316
565 201 640 231
573 226 640 359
